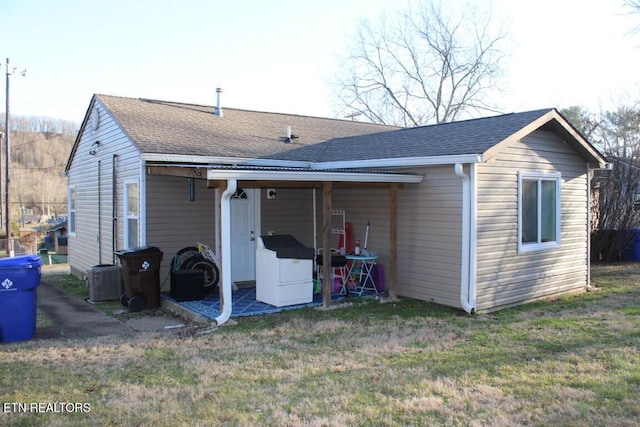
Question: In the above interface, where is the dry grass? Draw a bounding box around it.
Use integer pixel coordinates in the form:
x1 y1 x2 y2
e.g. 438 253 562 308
1 263 639 426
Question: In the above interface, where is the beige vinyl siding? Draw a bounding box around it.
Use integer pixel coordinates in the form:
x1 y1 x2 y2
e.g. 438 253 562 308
475 130 588 311
145 175 217 290
307 187 392 286
303 169 463 307
397 166 462 307
261 188 316 247
67 104 142 278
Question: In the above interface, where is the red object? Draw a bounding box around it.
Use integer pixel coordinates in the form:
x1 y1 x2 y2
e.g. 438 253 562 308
354 240 361 255
338 222 354 254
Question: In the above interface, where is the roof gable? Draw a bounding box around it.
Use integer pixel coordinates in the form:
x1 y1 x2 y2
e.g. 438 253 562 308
482 109 605 168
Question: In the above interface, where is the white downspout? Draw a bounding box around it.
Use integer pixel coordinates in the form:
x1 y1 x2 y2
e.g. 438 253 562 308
215 178 237 325
455 163 476 314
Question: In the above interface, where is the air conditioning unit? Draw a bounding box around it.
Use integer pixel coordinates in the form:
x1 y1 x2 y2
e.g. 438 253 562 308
88 264 122 302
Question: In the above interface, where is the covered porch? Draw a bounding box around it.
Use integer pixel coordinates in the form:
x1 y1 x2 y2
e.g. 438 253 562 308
147 164 423 324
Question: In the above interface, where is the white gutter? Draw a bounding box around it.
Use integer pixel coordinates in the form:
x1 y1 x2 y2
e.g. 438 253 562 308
455 163 476 314
215 178 237 326
142 152 484 171
139 160 147 245
207 168 423 183
313 154 483 170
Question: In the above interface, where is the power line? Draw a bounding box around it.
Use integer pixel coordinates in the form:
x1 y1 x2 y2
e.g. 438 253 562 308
11 164 66 172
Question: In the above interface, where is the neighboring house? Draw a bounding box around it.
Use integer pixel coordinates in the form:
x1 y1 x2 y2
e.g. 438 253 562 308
47 221 68 254
65 94 607 324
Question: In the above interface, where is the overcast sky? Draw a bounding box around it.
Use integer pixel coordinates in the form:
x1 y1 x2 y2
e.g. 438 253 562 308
1 0 639 123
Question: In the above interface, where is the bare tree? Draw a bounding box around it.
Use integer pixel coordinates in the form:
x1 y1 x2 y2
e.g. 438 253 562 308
566 105 640 261
623 0 640 36
333 0 508 126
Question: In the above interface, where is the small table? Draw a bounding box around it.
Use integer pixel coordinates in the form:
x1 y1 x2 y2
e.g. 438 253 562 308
345 255 379 296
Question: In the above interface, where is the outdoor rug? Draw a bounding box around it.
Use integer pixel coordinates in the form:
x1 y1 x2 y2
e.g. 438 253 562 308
161 287 379 320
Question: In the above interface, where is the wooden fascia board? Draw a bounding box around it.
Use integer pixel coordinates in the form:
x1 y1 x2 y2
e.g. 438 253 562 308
147 165 207 179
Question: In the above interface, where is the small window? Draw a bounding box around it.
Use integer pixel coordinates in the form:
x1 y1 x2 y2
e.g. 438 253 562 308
231 188 248 199
125 182 139 248
518 172 561 252
68 186 76 235
634 193 640 211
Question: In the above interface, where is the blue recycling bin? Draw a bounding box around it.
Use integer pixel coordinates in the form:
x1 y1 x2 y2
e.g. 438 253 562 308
0 255 42 343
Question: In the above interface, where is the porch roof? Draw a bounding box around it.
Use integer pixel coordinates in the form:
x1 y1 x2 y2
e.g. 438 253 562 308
205 165 423 184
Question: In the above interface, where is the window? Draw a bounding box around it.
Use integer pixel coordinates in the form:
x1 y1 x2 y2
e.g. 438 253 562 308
634 193 640 211
518 172 561 252
231 188 248 199
125 182 139 248
68 186 76 235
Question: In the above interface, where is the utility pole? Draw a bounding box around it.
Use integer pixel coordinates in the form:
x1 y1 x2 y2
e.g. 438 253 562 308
5 58 12 256
4 58 9 256
4 58 26 257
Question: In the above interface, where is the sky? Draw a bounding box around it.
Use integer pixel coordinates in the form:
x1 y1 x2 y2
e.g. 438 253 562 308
1 0 640 124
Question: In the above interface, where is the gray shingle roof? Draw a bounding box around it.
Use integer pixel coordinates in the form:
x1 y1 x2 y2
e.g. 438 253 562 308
94 95 590 165
271 108 555 162
96 95 397 159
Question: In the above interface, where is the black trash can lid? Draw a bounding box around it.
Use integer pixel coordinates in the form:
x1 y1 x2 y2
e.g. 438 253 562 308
115 246 163 256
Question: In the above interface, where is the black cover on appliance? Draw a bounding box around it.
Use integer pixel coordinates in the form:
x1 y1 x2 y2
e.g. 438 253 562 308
260 235 315 259
315 254 348 267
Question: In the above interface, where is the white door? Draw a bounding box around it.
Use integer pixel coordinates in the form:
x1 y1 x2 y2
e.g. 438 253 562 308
230 188 256 282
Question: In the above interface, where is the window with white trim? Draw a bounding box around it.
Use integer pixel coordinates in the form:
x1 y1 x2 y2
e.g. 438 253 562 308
518 172 561 252
125 181 139 248
68 186 76 235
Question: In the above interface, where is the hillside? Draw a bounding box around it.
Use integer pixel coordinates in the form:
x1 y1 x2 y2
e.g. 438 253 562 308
1 116 78 227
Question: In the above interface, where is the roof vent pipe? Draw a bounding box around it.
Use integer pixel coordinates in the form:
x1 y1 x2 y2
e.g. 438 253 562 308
215 87 223 117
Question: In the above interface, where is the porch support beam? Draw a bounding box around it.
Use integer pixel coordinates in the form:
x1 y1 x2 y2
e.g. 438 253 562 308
389 183 398 300
207 180 406 189
322 182 332 308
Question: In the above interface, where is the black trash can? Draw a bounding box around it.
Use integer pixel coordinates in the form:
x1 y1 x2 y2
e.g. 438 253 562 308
0 255 42 343
115 246 163 312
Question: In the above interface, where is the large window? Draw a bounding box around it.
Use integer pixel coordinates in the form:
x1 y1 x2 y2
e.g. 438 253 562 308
125 182 139 248
518 172 561 252
68 186 76 235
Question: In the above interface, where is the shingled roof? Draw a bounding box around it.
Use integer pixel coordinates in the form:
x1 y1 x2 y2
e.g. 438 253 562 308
76 95 604 169
271 108 554 162
93 94 397 159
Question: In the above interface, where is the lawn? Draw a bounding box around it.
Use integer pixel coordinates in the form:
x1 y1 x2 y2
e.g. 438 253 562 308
1 263 639 426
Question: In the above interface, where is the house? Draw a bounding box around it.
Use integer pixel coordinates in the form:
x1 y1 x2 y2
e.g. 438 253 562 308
47 221 68 254
64 94 607 324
